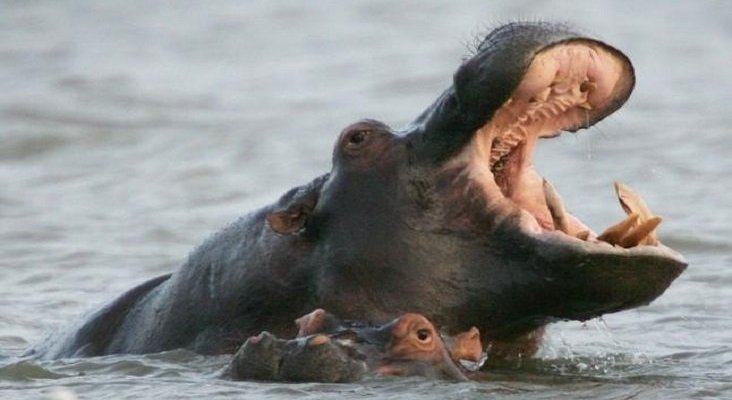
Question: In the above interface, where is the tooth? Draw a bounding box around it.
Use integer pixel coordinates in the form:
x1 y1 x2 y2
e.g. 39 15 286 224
614 182 654 219
536 87 551 102
575 230 590 240
517 125 529 136
548 102 563 114
577 102 593 110
552 102 565 114
619 216 663 248
537 108 553 120
597 213 640 245
557 96 574 107
614 182 660 245
552 81 571 94
542 179 569 234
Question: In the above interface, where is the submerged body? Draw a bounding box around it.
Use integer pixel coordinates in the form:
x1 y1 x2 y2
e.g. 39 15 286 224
28 22 686 361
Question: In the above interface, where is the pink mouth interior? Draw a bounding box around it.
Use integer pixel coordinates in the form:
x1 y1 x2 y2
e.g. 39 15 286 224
449 41 634 237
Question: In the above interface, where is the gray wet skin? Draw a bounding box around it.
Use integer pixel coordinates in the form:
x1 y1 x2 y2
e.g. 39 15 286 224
28 22 686 361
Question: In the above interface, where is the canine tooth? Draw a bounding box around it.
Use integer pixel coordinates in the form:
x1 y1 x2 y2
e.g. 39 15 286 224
614 182 654 219
619 216 663 248
542 179 569 234
575 230 590 240
597 213 640 245
614 181 660 245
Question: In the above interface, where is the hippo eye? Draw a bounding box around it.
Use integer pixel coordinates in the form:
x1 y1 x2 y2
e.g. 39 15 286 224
346 130 370 148
416 328 431 342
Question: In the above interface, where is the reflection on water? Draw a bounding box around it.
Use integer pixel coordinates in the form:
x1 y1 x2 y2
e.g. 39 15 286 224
1 1 731 399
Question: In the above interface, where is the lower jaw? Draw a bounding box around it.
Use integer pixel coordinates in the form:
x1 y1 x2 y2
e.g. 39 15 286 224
502 174 668 252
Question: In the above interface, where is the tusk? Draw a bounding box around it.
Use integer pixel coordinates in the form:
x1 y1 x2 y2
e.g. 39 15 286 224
613 182 661 245
543 179 570 234
597 213 640 245
619 216 663 248
614 181 654 219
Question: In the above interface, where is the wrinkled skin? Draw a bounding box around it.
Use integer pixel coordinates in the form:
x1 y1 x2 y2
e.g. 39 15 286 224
222 311 476 382
28 22 686 361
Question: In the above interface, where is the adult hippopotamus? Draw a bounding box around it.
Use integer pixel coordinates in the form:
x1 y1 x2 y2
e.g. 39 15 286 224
28 22 686 361
222 310 482 382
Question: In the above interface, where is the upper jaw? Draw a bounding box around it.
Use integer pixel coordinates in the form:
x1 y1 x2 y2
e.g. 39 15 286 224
457 40 683 264
433 26 684 266
408 22 633 165
403 21 685 267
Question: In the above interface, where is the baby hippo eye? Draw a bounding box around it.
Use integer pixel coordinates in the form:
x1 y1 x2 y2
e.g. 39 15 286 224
416 328 431 342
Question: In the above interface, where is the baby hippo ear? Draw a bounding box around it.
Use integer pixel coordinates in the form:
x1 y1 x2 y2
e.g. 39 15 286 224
266 174 328 234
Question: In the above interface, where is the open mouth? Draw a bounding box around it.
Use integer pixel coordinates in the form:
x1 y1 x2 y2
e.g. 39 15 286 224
455 41 679 254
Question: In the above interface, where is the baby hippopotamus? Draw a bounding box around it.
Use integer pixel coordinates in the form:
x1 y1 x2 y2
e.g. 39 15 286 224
221 309 483 383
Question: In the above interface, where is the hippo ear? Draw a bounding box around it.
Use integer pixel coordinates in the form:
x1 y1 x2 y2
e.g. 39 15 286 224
267 209 308 234
266 174 328 234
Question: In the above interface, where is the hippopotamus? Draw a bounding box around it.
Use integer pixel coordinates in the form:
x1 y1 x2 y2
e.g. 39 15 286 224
222 310 482 382
28 21 686 361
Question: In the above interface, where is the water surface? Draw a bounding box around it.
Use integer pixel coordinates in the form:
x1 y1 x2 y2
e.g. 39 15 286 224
2 1 731 399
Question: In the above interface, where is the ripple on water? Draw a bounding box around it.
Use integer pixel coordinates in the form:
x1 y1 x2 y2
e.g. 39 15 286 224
1 1 731 399
0 134 71 161
0 360 67 382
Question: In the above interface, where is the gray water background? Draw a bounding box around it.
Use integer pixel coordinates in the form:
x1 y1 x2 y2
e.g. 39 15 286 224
1 1 731 399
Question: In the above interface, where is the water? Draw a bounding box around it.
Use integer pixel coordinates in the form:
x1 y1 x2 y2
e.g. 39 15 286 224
1 1 731 399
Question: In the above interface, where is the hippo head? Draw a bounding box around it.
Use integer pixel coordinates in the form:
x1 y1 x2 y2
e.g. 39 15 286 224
268 23 686 346
225 312 471 382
